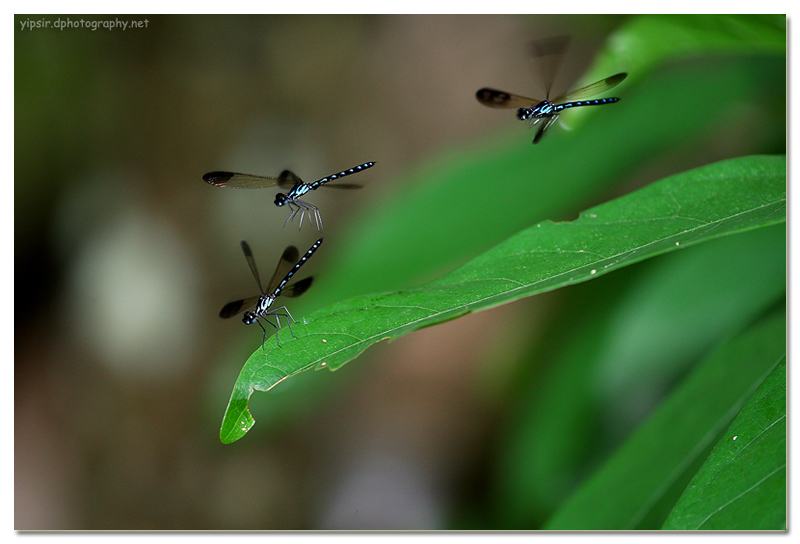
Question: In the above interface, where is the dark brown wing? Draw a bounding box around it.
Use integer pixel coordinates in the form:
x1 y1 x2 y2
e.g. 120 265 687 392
476 88 540 109
281 276 313 298
219 295 260 318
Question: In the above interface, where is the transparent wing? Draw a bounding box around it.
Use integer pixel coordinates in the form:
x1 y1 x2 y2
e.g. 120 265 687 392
281 276 313 298
240 241 264 294
532 35 571 100
202 171 281 189
266 245 300 295
321 183 362 190
219 295 260 318
277 170 305 190
553 72 628 103
476 88 540 109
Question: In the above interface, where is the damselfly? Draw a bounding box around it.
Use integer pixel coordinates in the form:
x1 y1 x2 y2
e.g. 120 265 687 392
219 238 322 348
476 36 627 144
203 162 375 230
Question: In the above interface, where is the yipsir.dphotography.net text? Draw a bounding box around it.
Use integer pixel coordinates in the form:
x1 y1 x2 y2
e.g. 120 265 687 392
18 16 150 32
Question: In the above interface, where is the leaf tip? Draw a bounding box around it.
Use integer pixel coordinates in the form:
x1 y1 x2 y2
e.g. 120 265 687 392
219 396 256 444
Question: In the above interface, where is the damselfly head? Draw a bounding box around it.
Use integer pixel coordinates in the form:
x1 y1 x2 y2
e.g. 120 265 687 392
242 311 258 325
274 193 289 207
517 107 533 120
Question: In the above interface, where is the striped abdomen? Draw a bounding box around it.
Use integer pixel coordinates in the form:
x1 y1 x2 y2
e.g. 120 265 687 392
554 97 619 112
309 161 376 190
272 238 323 297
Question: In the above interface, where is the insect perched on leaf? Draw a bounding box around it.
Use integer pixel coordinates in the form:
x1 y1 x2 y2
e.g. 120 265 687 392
219 238 322 348
203 162 375 230
476 36 627 144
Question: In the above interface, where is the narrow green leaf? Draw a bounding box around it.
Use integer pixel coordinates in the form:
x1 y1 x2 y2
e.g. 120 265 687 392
493 222 785 528
220 155 786 443
662 357 786 530
543 309 786 530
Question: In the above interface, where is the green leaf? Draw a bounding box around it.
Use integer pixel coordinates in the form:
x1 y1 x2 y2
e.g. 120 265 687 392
588 14 785 87
662 357 786 530
220 155 786 443
492 222 785 528
543 308 786 530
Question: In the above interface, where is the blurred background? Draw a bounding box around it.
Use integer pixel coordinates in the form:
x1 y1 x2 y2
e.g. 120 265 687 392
15 14 785 529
